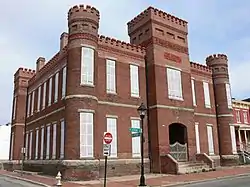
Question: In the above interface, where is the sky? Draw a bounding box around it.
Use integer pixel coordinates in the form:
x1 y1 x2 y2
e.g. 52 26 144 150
0 0 250 124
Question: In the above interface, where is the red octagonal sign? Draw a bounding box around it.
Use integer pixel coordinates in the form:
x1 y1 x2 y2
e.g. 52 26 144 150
103 132 113 144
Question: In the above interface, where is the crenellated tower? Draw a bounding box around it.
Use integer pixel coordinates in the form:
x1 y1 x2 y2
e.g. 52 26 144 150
65 5 100 159
206 54 237 164
127 7 193 173
10 68 35 160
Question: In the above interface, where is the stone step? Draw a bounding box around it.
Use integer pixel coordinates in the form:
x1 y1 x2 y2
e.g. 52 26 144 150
13 170 42 175
178 162 205 167
178 162 211 174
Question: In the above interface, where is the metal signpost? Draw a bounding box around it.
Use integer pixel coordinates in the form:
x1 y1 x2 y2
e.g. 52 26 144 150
103 132 113 187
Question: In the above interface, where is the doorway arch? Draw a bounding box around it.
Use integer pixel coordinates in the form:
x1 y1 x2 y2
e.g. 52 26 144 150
169 123 188 161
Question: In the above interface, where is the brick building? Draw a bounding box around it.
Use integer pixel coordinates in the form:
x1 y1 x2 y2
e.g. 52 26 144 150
9 4 239 179
232 99 250 151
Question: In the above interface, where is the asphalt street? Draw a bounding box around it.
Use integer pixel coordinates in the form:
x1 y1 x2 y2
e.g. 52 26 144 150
176 174 250 187
0 175 42 187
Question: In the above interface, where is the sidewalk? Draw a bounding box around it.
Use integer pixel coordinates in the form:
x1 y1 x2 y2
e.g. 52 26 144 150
1 165 250 187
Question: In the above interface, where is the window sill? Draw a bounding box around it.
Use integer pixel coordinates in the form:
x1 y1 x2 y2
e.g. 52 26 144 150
168 96 183 101
107 91 117 95
79 157 95 159
132 155 141 158
80 83 95 88
131 95 140 99
205 105 211 109
109 156 118 159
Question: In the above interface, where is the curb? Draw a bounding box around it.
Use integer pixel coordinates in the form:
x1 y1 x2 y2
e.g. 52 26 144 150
159 172 250 187
1 173 52 187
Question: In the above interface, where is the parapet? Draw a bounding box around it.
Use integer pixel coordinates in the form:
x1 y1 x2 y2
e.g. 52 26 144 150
28 46 68 86
98 35 146 57
206 54 228 66
127 6 188 35
68 4 100 24
14 67 36 80
190 61 212 74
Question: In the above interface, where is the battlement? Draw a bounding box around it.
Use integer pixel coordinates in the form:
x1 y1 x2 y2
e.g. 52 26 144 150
68 4 100 22
14 67 35 80
206 54 228 64
190 61 212 74
127 6 188 35
28 46 68 86
98 35 146 56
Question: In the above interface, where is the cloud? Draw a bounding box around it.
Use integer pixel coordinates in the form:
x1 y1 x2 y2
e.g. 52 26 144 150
0 0 250 124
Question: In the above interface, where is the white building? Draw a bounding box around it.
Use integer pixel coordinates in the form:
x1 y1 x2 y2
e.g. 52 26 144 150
0 124 11 160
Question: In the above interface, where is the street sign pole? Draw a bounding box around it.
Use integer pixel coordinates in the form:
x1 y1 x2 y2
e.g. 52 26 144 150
104 155 108 187
103 132 113 187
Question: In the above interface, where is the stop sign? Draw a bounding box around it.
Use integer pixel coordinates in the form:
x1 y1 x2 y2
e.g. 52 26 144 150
103 132 113 144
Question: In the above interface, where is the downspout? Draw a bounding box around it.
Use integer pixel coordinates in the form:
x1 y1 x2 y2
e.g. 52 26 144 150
144 55 152 172
21 86 29 175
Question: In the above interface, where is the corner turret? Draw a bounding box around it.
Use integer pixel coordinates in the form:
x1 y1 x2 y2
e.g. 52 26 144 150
65 4 100 159
206 54 229 81
10 67 35 160
206 53 237 165
67 4 100 46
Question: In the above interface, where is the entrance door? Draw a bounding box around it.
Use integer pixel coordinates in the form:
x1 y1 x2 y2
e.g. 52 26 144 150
169 123 188 161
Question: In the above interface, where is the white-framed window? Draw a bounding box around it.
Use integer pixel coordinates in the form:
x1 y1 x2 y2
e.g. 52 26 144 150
236 110 241 123
25 132 28 160
81 47 94 86
167 68 183 100
191 79 196 106
60 119 65 159
243 111 248 124
48 78 52 106
31 91 35 115
52 123 57 159
225 83 232 109
12 96 17 120
54 72 59 103
27 93 31 117
35 128 39 159
130 64 140 97
10 133 14 160
195 123 200 154
203 82 211 108
29 131 33 159
106 59 116 93
131 119 141 157
207 125 214 155
42 82 46 109
107 117 117 157
62 67 67 98
230 125 237 154
40 126 44 159
80 112 94 158
46 125 50 159
37 86 41 112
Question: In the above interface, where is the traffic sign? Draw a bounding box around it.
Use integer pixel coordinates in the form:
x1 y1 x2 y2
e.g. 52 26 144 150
131 132 141 137
129 128 142 133
103 144 111 156
103 132 113 144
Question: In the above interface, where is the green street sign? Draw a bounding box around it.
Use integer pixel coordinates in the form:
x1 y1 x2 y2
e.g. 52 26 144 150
129 128 142 133
131 132 141 137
